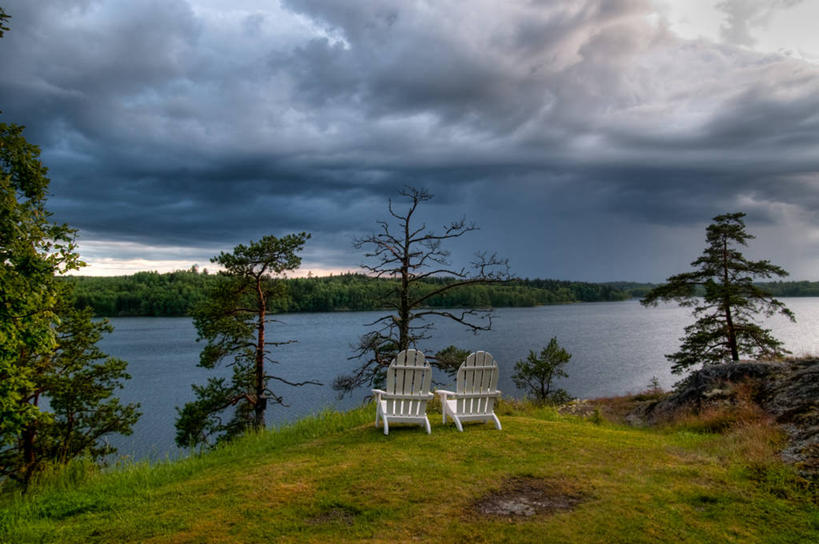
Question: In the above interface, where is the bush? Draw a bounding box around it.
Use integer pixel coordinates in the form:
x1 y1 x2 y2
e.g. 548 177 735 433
513 337 572 403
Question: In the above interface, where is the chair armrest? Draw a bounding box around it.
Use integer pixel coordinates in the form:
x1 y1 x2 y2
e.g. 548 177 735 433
443 390 502 400
436 389 455 400
377 392 434 401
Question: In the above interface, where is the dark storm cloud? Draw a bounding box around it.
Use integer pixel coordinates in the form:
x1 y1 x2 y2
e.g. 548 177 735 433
1 0 819 278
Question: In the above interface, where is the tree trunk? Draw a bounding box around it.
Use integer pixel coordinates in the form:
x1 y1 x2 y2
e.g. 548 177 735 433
399 222 410 351
542 370 552 399
21 418 37 488
19 389 43 487
60 409 75 463
722 237 739 361
254 277 267 429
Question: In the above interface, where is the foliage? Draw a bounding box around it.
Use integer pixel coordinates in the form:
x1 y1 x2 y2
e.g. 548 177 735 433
432 345 471 378
67 268 212 316
756 280 819 297
0 7 8 38
607 280 819 299
334 187 510 393
641 213 795 373
1 122 81 450
2 403 816 543
175 233 319 449
1 118 136 487
513 337 573 403
63 272 819 319
1 89 136 486
0 303 141 485
63 272 632 317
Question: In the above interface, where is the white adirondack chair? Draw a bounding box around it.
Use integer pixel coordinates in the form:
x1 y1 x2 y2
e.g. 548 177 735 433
372 349 433 435
436 351 502 431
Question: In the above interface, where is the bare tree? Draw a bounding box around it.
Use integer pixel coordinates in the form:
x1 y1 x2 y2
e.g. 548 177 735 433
334 187 510 393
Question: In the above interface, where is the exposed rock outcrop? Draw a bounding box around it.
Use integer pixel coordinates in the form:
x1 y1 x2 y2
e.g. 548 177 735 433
633 359 818 478
758 360 819 473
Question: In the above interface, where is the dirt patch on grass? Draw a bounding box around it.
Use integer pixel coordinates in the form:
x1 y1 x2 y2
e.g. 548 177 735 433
308 503 361 526
470 476 587 518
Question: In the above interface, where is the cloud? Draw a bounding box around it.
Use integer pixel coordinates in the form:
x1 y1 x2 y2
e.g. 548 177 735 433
716 0 804 47
1 0 819 279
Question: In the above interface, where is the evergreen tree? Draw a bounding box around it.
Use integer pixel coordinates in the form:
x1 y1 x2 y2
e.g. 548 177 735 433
641 212 795 373
513 337 572 403
1 45 138 484
0 302 141 485
1 122 86 484
175 233 318 448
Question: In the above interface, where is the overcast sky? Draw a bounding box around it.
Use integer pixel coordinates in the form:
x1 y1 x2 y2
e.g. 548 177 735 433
2 0 819 281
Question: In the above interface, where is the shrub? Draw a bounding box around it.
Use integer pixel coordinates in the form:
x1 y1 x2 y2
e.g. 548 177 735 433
513 337 572 404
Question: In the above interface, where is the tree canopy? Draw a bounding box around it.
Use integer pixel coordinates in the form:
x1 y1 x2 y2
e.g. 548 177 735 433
641 212 795 373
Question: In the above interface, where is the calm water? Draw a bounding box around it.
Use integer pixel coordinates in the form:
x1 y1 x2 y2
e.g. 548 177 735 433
99 299 819 460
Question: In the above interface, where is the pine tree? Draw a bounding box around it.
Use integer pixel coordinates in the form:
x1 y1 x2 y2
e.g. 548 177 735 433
641 212 795 373
513 337 572 403
175 233 318 448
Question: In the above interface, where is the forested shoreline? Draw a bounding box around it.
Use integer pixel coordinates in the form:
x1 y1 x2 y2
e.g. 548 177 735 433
63 271 819 318
64 271 632 317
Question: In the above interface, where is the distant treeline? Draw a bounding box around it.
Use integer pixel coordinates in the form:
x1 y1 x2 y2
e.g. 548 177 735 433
64 271 631 317
63 273 819 317
597 281 819 299
757 281 819 297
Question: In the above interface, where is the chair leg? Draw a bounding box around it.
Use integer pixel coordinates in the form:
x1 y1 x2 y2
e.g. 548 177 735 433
423 416 431 434
383 416 389 436
491 413 502 430
375 407 380 428
453 415 463 432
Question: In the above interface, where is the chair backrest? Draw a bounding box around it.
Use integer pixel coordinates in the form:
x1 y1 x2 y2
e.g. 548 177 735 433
385 349 431 395
384 349 432 417
456 351 499 415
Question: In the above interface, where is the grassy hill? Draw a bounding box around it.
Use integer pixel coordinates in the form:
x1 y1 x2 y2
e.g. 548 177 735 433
1 402 816 543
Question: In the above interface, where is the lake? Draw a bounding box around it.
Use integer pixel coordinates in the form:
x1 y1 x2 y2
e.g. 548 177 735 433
99 298 819 460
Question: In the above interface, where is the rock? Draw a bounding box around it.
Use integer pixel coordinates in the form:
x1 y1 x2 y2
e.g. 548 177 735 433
624 412 646 427
632 359 819 479
558 399 597 418
758 359 819 476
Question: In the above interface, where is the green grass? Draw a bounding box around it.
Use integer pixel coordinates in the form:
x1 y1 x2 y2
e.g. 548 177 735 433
1 403 816 543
